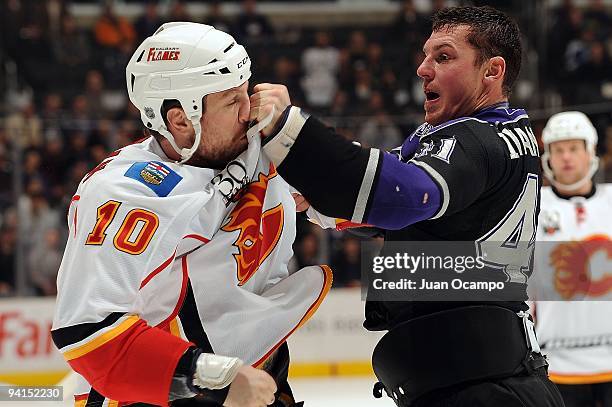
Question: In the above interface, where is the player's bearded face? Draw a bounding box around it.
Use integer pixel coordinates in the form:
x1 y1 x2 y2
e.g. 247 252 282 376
417 25 489 126
189 82 250 169
549 140 591 185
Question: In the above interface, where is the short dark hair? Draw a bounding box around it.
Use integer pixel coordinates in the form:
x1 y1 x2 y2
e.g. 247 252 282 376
145 97 207 141
432 6 522 96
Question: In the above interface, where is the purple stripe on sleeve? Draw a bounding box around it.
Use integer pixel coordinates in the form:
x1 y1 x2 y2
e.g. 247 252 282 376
366 153 441 230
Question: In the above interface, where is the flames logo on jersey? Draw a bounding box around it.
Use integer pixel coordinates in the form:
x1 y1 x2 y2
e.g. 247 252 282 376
551 235 612 299
222 163 284 286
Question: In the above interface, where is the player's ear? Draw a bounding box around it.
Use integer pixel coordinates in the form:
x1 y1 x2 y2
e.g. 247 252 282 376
166 107 191 136
484 56 505 85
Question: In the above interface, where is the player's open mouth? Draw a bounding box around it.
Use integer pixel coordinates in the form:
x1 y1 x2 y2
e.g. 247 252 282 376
425 91 440 101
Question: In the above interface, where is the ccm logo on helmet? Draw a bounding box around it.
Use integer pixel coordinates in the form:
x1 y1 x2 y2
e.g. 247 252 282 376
147 47 181 62
237 56 249 69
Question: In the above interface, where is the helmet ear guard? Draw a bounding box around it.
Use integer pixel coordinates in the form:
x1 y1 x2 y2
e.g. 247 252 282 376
541 111 599 189
126 22 252 163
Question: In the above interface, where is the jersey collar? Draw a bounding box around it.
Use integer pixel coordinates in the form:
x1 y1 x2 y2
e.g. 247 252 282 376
551 184 597 200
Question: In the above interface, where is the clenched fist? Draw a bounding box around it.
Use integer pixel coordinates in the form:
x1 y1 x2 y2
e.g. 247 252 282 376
249 83 291 136
223 365 277 407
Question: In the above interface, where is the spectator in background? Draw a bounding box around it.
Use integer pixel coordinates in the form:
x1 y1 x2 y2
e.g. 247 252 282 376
328 90 351 118
548 1 584 88
89 118 115 150
387 0 429 49
53 12 92 88
601 128 612 182
345 30 368 71
365 42 385 81
41 93 66 140
22 149 44 189
102 40 137 89
431 0 448 14
46 0 70 39
574 41 612 103
28 227 63 296
379 67 411 114
13 1 55 92
1 0 25 61
0 227 16 296
166 0 193 23
203 1 233 35
5 98 43 148
115 119 140 148
339 30 369 97
18 178 60 254
330 235 361 287
272 57 304 106
134 0 162 42
301 30 340 109
350 65 374 108
357 92 402 151
41 135 69 207
292 232 321 270
84 70 110 119
0 131 13 211
583 0 611 41
67 131 91 164
94 1 136 51
236 0 274 43
63 95 93 137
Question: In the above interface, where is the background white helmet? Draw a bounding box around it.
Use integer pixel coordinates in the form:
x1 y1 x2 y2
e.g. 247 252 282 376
126 22 252 163
541 111 599 190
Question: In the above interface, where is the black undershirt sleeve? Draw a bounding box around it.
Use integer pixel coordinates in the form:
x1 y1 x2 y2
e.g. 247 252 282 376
276 116 375 220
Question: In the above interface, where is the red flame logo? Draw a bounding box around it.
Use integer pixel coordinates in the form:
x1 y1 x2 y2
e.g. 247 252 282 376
551 235 612 299
222 163 284 286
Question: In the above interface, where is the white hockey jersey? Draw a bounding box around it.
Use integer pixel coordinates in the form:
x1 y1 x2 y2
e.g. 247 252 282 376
533 184 612 385
51 134 332 406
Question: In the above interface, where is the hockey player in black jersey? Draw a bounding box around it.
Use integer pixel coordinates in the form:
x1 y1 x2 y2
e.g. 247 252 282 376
250 5 565 407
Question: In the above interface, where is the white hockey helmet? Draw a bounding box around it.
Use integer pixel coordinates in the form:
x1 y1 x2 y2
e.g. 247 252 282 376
541 111 599 190
126 22 251 163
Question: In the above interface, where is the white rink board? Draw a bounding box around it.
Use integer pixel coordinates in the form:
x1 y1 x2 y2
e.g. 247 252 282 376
287 287 383 363
0 298 68 374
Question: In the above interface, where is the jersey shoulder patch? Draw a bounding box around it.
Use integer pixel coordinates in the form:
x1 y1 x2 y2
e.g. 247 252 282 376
124 161 182 197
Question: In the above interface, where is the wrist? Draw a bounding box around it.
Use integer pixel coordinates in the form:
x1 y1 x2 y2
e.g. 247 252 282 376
262 106 310 166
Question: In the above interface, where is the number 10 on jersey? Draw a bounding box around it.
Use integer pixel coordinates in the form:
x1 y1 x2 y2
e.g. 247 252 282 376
85 200 159 255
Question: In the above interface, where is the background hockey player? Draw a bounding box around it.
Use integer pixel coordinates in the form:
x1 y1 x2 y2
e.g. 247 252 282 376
533 111 612 407
51 22 331 407
248 6 564 407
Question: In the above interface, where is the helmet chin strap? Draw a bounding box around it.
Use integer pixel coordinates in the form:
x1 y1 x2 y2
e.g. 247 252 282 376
179 119 202 164
156 119 202 164
542 153 599 191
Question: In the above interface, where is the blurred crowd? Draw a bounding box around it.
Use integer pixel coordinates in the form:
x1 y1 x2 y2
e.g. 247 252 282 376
0 0 611 296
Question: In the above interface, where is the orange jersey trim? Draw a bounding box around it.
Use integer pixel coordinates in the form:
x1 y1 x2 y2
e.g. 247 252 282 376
335 219 373 231
63 316 140 361
253 264 333 368
74 393 87 407
550 371 612 384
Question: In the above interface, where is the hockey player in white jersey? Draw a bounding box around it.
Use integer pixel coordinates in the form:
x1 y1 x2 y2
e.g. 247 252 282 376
533 111 612 406
51 23 331 407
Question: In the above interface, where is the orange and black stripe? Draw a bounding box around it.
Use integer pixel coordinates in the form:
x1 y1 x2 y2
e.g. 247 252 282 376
52 312 128 351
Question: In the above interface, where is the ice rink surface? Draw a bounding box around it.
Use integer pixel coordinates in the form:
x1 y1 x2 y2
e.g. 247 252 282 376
292 377 397 407
1 376 398 406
